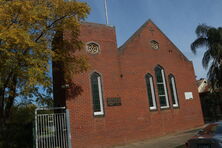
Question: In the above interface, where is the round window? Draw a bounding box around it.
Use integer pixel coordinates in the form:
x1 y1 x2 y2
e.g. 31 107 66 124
86 42 100 54
150 40 159 50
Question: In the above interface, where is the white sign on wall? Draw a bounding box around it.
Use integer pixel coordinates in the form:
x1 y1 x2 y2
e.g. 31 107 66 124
185 92 193 100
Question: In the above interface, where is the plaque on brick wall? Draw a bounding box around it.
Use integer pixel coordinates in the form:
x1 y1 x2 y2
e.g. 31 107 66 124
107 97 121 106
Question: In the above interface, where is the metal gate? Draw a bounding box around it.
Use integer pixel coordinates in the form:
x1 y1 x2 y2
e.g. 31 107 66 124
35 107 72 148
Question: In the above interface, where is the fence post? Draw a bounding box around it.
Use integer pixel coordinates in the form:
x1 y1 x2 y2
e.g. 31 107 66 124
35 109 38 148
66 109 72 148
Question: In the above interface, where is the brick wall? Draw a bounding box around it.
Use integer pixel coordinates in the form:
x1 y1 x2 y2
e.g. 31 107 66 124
55 20 204 148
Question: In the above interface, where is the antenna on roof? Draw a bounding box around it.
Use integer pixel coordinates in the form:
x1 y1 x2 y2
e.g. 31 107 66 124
104 0 109 25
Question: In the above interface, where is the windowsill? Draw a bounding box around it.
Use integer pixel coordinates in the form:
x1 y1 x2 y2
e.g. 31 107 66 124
93 114 104 118
172 105 180 109
160 106 170 110
160 106 169 108
94 112 104 116
149 107 158 111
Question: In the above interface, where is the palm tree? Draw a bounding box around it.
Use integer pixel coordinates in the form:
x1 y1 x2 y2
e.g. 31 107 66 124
191 24 222 90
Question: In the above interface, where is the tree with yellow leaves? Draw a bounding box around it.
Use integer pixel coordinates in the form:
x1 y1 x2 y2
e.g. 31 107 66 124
0 0 90 126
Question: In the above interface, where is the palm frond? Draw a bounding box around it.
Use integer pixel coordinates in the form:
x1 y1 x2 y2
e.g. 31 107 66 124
208 43 222 60
190 37 208 54
195 24 210 37
218 65 222 88
207 61 222 90
219 27 222 40
202 50 211 69
207 62 217 90
192 24 222 89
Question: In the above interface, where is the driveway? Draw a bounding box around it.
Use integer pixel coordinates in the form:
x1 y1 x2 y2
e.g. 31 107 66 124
113 127 203 148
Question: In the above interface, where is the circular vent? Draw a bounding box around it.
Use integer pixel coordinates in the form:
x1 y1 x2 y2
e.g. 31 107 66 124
86 42 100 54
150 40 159 50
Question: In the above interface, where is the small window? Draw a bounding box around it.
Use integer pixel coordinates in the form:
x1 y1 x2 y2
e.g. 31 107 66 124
145 73 157 110
90 72 104 116
155 66 169 108
86 42 100 54
169 74 179 107
150 40 159 50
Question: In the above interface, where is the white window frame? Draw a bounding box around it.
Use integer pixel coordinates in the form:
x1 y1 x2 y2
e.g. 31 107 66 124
93 76 104 116
149 76 157 110
170 76 179 107
156 68 169 109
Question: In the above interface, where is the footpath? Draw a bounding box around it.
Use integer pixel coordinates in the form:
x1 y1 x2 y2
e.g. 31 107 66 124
114 127 203 148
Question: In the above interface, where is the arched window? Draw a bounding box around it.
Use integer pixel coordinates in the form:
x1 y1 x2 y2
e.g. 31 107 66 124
169 74 179 107
90 72 104 116
145 73 157 110
154 66 169 108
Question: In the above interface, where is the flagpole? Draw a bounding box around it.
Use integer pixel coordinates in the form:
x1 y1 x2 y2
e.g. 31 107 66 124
104 0 109 25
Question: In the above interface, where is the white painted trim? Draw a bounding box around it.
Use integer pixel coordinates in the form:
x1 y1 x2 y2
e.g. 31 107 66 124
93 76 104 115
97 76 104 114
171 77 179 107
161 69 169 108
94 112 104 116
160 106 169 109
150 107 157 110
149 77 157 110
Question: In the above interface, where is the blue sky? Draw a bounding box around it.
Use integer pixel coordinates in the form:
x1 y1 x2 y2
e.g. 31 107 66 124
79 0 222 79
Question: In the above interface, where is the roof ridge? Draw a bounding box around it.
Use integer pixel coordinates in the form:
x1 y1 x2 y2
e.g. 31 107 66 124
118 19 152 51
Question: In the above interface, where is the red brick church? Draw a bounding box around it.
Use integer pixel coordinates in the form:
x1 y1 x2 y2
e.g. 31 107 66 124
53 20 204 148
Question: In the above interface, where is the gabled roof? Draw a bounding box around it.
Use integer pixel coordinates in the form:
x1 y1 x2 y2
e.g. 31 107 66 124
118 19 190 62
196 79 204 87
118 19 151 51
196 79 209 93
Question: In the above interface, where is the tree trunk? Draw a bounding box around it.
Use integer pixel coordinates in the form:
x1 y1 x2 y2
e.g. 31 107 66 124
4 75 17 119
0 88 5 128
0 72 13 126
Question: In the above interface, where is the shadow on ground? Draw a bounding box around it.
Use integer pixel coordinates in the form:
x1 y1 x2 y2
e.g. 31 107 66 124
175 145 185 148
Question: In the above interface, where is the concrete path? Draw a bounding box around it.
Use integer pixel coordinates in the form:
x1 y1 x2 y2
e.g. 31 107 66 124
114 127 202 148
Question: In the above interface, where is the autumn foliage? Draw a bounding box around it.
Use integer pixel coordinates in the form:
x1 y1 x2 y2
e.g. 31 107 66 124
0 0 90 125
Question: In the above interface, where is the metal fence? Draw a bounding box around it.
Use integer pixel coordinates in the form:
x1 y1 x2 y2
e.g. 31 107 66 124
35 107 72 148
